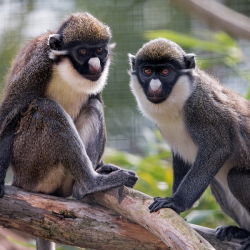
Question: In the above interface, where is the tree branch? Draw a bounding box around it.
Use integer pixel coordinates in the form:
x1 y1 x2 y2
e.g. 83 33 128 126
0 185 167 250
0 185 241 249
88 186 241 250
172 0 250 40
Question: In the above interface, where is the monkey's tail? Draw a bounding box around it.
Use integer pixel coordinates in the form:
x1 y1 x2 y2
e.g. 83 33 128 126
36 237 55 250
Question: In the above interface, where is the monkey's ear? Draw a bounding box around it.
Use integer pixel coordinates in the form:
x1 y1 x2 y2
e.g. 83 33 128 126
128 54 136 70
48 34 62 50
184 53 196 69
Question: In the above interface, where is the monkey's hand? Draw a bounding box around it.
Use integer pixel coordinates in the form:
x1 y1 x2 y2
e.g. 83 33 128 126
96 163 136 177
149 196 185 214
216 225 250 241
0 182 4 198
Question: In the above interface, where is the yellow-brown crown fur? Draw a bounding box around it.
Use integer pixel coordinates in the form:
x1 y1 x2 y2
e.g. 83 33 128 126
60 12 111 45
135 38 184 63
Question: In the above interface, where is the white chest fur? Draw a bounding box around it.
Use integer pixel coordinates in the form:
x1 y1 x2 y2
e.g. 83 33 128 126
46 64 89 121
130 74 198 163
157 114 197 164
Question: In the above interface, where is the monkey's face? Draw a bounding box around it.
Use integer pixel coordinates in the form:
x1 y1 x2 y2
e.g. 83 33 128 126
129 38 196 117
48 37 114 95
135 59 183 104
47 12 114 95
66 43 109 82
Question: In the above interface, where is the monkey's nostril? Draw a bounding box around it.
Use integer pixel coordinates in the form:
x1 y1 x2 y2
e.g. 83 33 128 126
89 64 100 73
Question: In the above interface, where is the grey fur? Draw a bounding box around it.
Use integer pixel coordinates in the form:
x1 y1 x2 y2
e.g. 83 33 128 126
129 38 250 248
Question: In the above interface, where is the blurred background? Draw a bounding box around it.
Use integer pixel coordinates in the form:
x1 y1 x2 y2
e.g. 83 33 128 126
1 0 250 249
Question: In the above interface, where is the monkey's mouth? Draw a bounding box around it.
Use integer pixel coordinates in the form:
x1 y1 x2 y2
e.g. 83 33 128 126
147 96 166 104
83 73 102 82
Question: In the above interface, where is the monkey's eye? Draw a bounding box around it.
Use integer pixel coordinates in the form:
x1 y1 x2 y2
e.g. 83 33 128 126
79 49 87 55
162 68 169 75
96 48 103 54
144 68 152 75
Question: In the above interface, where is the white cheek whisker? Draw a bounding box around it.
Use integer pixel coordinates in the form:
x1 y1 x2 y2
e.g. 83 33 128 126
48 50 68 60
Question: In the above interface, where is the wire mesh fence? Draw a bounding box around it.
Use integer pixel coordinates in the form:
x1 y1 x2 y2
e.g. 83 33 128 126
1 0 250 152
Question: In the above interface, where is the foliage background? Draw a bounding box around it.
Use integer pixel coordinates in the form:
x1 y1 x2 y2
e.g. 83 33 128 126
1 0 250 249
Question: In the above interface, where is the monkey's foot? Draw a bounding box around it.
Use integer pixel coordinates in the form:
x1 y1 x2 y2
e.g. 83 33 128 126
73 170 138 200
216 225 250 241
96 163 136 176
149 196 183 214
240 236 250 250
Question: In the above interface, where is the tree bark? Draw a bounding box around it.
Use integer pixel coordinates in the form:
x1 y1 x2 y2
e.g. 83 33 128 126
0 185 167 250
172 0 250 40
0 185 242 250
88 186 241 250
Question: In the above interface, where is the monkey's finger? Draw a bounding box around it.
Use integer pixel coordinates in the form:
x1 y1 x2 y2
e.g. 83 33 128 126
153 197 162 201
215 226 227 241
148 200 157 210
216 231 226 241
150 203 169 213
127 170 137 176
149 198 167 209
149 200 161 210
96 164 120 174
149 200 171 213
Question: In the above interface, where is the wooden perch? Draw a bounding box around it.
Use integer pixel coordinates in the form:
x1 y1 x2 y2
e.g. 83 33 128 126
172 0 250 40
0 185 242 250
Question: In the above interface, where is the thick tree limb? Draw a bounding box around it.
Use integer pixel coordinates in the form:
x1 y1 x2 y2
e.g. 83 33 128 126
172 0 250 40
0 185 241 249
89 186 241 250
0 185 167 250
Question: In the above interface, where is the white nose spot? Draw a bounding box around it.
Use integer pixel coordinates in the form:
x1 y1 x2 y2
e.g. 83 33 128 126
150 79 161 91
88 57 100 70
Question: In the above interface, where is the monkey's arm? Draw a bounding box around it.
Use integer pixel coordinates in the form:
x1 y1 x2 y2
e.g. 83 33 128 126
172 152 191 195
75 95 106 169
149 147 231 214
76 96 137 177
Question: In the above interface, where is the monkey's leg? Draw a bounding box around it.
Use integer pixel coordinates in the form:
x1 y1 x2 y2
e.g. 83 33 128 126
12 98 137 199
216 168 250 250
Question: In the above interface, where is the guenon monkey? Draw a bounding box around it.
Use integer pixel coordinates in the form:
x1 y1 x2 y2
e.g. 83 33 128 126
129 38 250 250
0 12 138 250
